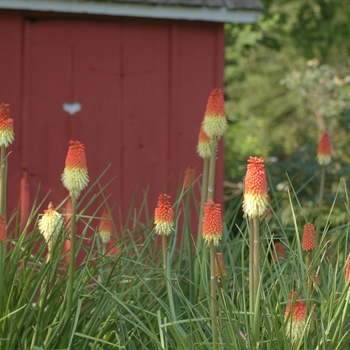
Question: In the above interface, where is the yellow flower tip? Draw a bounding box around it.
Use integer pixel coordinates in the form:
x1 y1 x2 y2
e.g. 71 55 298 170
154 194 174 235
197 123 212 159
215 252 227 278
203 88 227 139
242 193 269 218
38 202 63 249
202 199 223 246
61 140 89 198
0 103 14 148
242 156 268 218
284 292 307 345
99 207 113 244
0 215 6 242
317 133 332 165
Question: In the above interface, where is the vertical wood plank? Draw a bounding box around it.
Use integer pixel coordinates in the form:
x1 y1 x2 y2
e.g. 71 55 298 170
121 18 170 213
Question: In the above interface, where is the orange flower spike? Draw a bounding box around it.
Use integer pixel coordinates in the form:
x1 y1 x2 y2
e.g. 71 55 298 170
302 223 317 251
197 123 212 159
184 165 195 189
317 133 332 165
154 194 174 236
202 88 227 139
273 242 285 262
61 140 89 198
202 199 223 246
0 215 6 242
284 292 307 345
99 207 113 244
215 252 227 278
242 156 268 218
0 103 14 148
345 254 350 283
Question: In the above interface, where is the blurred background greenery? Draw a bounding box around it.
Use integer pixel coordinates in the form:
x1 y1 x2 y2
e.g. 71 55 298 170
224 0 350 220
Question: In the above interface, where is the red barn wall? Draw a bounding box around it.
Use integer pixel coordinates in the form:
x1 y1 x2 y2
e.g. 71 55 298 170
0 10 224 243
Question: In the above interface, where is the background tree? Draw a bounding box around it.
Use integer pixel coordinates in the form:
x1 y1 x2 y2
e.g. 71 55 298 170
224 0 350 215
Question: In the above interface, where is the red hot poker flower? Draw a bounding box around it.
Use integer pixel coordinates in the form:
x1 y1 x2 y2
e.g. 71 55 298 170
202 199 223 246
215 252 227 278
242 156 268 218
0 215 6 242
184 165 195 189
0 103 14 148
99 207 113 244
345 254 350 283
284 292 307 345
38 202 63 260
197 123 212 159
61 140 89 198
272 242 285 263
302 223 316 251
154 194 174 236
202 88 227 139
317 133 332 165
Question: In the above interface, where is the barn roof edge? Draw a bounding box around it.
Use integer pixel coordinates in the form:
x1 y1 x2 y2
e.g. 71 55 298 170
0 0 263 23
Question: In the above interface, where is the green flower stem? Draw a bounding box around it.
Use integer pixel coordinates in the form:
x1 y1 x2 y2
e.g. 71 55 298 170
252 216 260 342
210 241 218 350
207 137 218 201
200 138 218 300
183 190 195 304
0 145 7 321
194 157 209 297
305 252 316 343
316 165 326 236
0 146 6 217
249 219 254 329
66 195 77 324
162 235 176 319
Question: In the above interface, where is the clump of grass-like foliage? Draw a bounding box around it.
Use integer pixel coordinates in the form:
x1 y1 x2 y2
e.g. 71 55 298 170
0 168 349 349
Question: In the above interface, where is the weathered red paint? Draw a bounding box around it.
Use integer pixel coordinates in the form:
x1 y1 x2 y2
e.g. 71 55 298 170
0 11 224 255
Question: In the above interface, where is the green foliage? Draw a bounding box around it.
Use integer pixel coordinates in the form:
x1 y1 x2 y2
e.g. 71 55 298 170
224 0 350 187
1 170 350 349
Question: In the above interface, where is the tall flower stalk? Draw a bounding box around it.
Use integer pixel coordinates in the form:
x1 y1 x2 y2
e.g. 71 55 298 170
202 199 223 350
154 194 176 318
0 103 14 318
199 88 226 266
316 132 332 234
183 165 195 303
194 124 211 294
242 156 268 341
200 88 227 348
61 140 89 324
302 222 317 338
0 215 6 319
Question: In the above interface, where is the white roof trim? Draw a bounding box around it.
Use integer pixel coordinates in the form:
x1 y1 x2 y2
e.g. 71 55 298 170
0 0 261 23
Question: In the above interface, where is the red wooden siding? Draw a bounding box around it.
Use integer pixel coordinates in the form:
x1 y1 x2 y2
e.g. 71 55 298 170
0 12 22 220
0 11 224 242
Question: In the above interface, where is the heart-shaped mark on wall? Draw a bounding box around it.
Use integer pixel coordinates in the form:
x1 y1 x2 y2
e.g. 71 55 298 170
63 101 82 115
